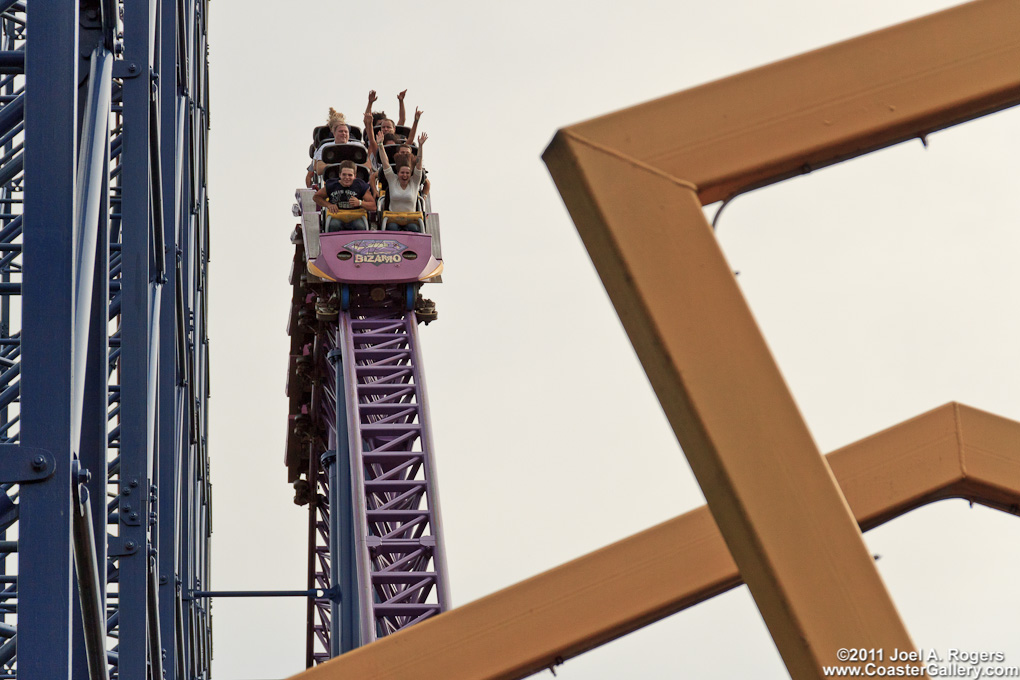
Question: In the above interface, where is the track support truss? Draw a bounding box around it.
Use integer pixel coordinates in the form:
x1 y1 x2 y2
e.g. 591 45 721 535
287 232 450 667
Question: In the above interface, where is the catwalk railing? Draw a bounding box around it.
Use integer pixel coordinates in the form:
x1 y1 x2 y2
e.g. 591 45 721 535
2 1 212 678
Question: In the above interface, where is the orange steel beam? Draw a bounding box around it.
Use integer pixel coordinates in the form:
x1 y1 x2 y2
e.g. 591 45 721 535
565 0 1020 205
542 2 1020 676
542 143 912 679
287 402 1020 680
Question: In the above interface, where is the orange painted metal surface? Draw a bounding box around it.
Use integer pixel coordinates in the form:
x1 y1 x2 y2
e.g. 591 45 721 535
542 1 1020 676
567 0 1020 205
286 403 1020 680
545 132 915 680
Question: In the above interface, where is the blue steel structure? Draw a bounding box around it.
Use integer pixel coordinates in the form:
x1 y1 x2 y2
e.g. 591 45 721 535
3 1 212 678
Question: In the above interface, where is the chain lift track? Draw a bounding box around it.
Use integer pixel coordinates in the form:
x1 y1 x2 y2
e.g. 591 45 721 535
287 219 450 666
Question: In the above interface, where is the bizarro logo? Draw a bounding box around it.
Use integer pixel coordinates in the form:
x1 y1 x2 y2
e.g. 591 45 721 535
344 239 408 266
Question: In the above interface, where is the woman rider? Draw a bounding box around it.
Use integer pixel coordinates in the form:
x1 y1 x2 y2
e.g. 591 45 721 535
379 132 427 232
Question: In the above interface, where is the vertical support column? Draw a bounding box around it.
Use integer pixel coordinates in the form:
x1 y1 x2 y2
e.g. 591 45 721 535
321 449 340 658
19 1 78 679
177 120 196 680
157 0 182 674
119 0 156 676
75 46 113 676
328 343 362 655
72 7 111 679
190 1 214 668
76 114 111 680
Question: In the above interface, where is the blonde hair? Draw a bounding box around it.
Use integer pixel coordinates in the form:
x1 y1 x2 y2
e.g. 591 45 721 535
327 107 347 132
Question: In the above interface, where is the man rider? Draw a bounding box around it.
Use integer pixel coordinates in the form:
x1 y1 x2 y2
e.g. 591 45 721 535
312 160 376 231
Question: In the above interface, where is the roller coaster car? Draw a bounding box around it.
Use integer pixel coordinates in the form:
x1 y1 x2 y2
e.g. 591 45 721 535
312 231 442 285
294 188 444 286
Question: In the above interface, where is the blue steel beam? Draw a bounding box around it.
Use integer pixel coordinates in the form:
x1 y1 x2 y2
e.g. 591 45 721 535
0 92 21 139
0 52 22 74
157 0 183 676
72 11 113 680
78 136 110 680
19 3 78 680
3 0 211 675
177 4 198 671
72 45 112 456
117 0 162 675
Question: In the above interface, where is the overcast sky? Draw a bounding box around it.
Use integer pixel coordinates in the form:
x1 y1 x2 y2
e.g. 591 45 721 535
205 2 1020 678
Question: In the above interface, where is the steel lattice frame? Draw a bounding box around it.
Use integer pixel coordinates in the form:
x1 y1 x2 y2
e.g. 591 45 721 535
338 306 449 641
0 1 212 678
286 233 449 667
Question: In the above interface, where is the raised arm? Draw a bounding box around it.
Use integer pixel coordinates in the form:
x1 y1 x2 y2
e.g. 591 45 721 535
397 89 407 126
364 89 377 118
364 111 379 157
415 132 426 170
377 132 391 171
406 107 423 144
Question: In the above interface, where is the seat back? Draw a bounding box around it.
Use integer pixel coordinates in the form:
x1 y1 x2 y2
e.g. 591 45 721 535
382 143 418 165
320 143 369 166
310 124 364 156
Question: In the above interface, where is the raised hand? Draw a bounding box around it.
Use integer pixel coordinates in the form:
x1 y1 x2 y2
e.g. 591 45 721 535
397 89 407 101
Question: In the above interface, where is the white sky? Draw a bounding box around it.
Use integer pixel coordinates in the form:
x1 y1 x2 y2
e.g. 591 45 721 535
205 2 1020 678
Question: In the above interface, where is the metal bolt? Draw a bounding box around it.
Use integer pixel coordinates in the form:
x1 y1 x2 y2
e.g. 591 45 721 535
127 63 137 73
30 455 45 471
125 541 136 551
130 479 139 487
129 512 139 521
122 487 131 496
159 575 168 585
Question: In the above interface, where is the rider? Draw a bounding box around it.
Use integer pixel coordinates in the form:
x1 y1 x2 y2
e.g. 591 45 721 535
312 108 366 176
379 132 428 232
313 160 376 231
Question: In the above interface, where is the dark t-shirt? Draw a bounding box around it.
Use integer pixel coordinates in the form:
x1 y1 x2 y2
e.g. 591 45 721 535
325 178 370 209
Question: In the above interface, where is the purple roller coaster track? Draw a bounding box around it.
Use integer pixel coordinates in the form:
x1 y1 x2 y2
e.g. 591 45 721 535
286 183 449 666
